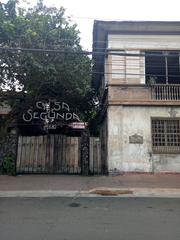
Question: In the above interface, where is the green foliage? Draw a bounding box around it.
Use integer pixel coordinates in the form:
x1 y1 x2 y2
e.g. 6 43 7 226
0 0 94 124
2 154 14 175
0 116 8 139
147 76 157 85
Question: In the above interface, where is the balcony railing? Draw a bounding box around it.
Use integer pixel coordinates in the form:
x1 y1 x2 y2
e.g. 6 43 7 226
108 84 180 105
151 84 180 101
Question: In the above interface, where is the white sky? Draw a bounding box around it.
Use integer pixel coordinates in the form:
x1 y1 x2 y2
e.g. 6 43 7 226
2 0 180 50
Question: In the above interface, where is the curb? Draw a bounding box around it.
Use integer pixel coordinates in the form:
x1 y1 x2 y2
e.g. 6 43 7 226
1 188 180 198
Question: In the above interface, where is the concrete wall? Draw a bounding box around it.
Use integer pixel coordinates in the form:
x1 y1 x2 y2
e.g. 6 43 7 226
107 106 180 173
99 118 108 173
108 34 180 50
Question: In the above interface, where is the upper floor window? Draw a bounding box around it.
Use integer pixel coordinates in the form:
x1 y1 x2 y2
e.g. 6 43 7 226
145 51 180 84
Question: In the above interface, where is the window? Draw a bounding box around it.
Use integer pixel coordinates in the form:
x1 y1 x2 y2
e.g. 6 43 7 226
152 119 180 153
145 51 180 84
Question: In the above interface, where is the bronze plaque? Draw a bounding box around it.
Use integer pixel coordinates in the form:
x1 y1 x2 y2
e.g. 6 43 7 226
129 134 143 144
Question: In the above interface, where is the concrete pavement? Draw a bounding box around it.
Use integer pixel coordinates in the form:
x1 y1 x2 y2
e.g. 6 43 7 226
0 173 180 197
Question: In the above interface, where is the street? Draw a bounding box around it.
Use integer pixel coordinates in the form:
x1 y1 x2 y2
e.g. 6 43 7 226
0 197 180 240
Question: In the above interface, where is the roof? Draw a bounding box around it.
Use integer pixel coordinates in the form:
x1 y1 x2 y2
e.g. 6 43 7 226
92 21 180 90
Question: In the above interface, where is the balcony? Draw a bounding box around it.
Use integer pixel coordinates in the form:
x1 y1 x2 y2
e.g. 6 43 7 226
108 84 180 105
151 84 180 100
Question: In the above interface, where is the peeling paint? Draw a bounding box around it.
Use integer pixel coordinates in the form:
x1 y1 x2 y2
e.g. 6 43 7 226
107 106 180 173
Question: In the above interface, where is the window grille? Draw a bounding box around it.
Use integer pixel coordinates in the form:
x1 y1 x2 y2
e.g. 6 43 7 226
152 119 180 153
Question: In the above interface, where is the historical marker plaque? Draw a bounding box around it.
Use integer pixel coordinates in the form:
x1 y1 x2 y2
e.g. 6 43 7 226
129 134 143 144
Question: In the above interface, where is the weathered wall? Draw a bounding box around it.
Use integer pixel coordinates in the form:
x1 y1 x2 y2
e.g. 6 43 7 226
107 34 180 85
99 118 108 174
107 106 180 173
108 34 180 50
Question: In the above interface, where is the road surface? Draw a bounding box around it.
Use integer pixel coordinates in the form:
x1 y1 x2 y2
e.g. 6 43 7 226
0 197 180 240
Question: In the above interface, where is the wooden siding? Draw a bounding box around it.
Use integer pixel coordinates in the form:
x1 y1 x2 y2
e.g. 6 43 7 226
109 50 145 85
126 50 140 84
16 135 81 174
16 135 102 174
89 137 102 174
111 52 126 83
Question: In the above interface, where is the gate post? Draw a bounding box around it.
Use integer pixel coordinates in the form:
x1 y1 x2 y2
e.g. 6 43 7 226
81 129 90 175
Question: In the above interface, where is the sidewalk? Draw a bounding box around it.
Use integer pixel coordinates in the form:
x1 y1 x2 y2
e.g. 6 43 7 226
0 173 180 197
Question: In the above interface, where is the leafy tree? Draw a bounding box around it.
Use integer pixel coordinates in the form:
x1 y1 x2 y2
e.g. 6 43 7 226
0 0 94 132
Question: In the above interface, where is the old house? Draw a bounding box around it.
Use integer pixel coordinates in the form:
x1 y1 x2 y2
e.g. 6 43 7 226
93 21 180 173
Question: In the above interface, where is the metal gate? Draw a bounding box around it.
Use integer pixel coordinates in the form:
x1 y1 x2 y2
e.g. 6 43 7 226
16 134 103 174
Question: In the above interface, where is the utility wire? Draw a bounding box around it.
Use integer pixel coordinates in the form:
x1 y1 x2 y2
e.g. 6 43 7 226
92 72 180 77
0 46 91 55
7 37 176 45
1 46 180 58
94 62 180 68
1 65 180 77
0 64 179 69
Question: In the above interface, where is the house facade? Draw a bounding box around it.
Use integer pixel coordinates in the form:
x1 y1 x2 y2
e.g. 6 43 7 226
93 21 180 173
